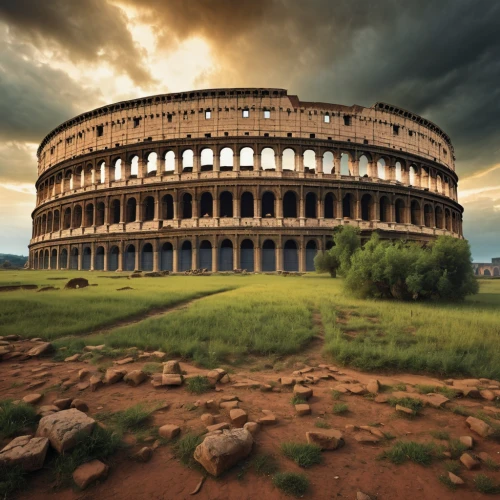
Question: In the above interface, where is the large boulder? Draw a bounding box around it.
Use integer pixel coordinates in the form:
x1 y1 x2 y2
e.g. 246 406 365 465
163 360 182 374
0 436 49 471
36 409 96 453
466 416 495 437
194 428 253 477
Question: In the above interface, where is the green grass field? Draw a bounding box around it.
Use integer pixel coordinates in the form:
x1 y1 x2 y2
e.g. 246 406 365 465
1 271 499 378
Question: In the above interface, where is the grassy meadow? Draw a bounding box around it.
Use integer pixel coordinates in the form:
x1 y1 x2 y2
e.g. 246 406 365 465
1 270 500 378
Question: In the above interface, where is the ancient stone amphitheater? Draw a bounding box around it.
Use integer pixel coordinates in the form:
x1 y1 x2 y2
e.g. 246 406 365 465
30 88 462 272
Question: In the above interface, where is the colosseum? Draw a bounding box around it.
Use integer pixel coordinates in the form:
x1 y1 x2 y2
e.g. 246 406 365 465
29 88 463 272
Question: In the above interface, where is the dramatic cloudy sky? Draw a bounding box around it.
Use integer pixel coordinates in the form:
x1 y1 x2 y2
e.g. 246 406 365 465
0 0 499 260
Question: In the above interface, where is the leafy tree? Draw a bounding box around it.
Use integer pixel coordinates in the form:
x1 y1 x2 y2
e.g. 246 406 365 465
1 260 12 269
331 226 361 276
314 251 338 277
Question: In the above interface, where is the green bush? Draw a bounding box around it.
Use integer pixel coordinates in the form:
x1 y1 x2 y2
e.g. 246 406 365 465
280 442 322 468
273 472 309 497
314 251 338 277
0 465 26 497
172 433 203 467
0 400 38 439
186 376 212 394
379 440 440 465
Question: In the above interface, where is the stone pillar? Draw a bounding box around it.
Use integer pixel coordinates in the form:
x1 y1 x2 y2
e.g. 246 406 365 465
255 246 261 272
135 240 140 270
174 154 181 175
193 154 200 174
234 197 240 218
402 167 410 185
368 161 377 178
192 240 198 270
333 152 341 174
299 243 306 273
430 172 437 192
277 196 283 219
233 245 238 271
137 158 146 179
254 153 261 171
154 194 159 221
212 244 218 272
234 152 240 172
213 153 220 172
254 195 259 219
296 153 303 173
119 194 125 223
90 242 95 271
153 248 159 271
77 243 83 270
276 245 283 272
275 154 282 173
299 193 305 219
316 154 323 174
350 159 360 177
123 160 131 180
103 250 108 271
173 245 178 273
117 243 123 272
336 199 343 219
136 198 142 222
355 197 361 220
157 156 165 175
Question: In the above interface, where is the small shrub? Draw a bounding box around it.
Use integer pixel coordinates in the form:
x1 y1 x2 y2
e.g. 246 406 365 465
448 439 468 459
290 395 306 406
379 441 440 466
0 465 26 497
252 454 279 476
436 386 458 399
186 376 212 395
388 397 423 414
333 403 349 415
444 460 461 475
273 472 309 497
474 474 499 494
0 400 38 439
451 405 472 417
429 430 449 440
484 458 500 471
392 383 407 391
331 390 342 400
314 420 331 429
141 362 162 375
173 433 203 467
99 403 157 432
280 442 322 468
415 384 437 394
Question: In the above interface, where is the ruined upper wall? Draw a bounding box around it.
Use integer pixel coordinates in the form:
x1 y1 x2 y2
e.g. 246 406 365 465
37 88 455 175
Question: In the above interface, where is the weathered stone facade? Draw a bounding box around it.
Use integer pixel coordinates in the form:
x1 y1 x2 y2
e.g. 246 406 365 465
29 88 463 272
473 258 500 277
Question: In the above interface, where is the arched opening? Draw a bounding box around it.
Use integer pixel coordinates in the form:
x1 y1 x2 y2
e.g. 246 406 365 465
283 191 297 218
324 193 336 218
361 194 373 221
305 192 317 218
144 196 155 221
240 147 254 171
60 248 68 269
262 191 275 217
141 243 153 271
219 191 233 217
53 210 60 231
147 152 157 175
73 205 82 228
379 196 391 222
395 162 402 182
323 151 334 174
47 212 53 233
95 246 105 271
111 199 120 224
219 239 233 271
99 161 105 184
84 203 94 227
50 249 57 269
359 155 369 176
435 206 444 229
82 247 91 270
180 240 192 271
261 148 275 170
262 239 276 272
343 193 353 218
75 166 83 188
126 198 137 223
409 165 417 185
96 202 105 226
109 246 119 271
114 158 122 180
199 240 212 270
377 158 387 179
41 214 47 234
162 194 174 220
165 151 175 173
484 269 491 277
283 240 298 272
303 150 316 172
200 148 213 171
411 201 421 225
436 175 443 193
43 250 49 269
181 193 192 219
241 192 254 217
160 242 173 271
282 148 295 171
124 244 136 271
395 199 405 224
200 192 213 217
306 240 317 272
340 153 350 175
182 149 194 171
70 248 78 270
494 268 500 277
240 239 254 272
424 205 433 227
220 147 234 170
445 209 451 231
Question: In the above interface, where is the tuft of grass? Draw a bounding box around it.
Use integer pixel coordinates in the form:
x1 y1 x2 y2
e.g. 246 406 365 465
273 472 309 497
438 474 457 491
444 460 461 475
378 441 441 466
186 376 212 395
436 386 458 399
484 458 500 471
314 420 331 429
415 384 437 394
388 397 423 413
448 439 468 460
451 405 472 417
141 362 162 375
280 442 322 468
172 433 203 468
290 395 306 406
252 454 279 476
53 426 121 488
392 383 407 391
333 403 349 415
96 403 157 433
474 474 499 494
331 390 342 400
429 430 450 440
0 465 26 498
0 399 38 439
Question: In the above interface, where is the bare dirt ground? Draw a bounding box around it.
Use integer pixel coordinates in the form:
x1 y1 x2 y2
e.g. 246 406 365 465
1 334 500 500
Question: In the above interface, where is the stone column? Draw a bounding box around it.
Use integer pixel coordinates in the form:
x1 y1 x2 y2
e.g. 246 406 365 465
296 153 303 173
154 194 159 221
212 244 218 272
193 154 200 174
275 154 282 173
153 247 159 272
119 194 125 223
90 242 95 271
77 243 83 270
213 152 220 172
255 246 261 272
157 156 165 175
173 245 178 273
117 244 123 271
233 245 238 271
234 151 240 172
350 159 360 177
276 245 283 272
174 154 181 175
430 172 437 192
254 152 261 171
123 160 131 180
299 243 306 273
316 154 323 174
333 152 341 175
192 239 198 270
402 167 410 185
135 240 140 270
137 158 146 179
103 250 108 271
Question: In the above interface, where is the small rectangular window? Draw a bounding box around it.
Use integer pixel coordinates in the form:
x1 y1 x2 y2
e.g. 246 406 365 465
310 133 315 139
167 114 172 123
324 114 330 123
409 130 413 137
263 110 271 119
133 117 140 128
205 110 211 119
343 115 351 126
242 109 249 118
287 133 292 137
96 125 104 137
393 125 399 135
363 139 369 145
205 133 211 138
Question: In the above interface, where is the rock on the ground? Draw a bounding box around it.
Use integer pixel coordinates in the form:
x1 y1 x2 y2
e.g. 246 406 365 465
206 423 230 433
84 345 105 352
306 430 344 450
460 452 480 470
201 413 215 426
280 377 296 386
27 342 53 357
293 384 313 400
36 409 95 453
65 354 80 362
395 404 415 415
72 459 109 489
357 492 372 500
114 357 134 366
23 393 43 405
353 433 380 443
243 422 259 435
158 424 180 440
71 399 89 412
0 436 49 471
295 404 311 416
104 368 127 384
257 411 277 426
132 446 153 462
448 472 464 485
194 428 253 477
459 436 474 449
163 360 182 374
124 370 147 387
37 405 60 417
90 375 103 391
366 379 380 394
53 398 72 410
219 400 239 410
151 374 184 387
466 416 495 437
229 409 248 427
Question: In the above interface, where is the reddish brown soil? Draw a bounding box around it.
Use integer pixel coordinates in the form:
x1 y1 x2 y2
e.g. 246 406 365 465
1 338 499 500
